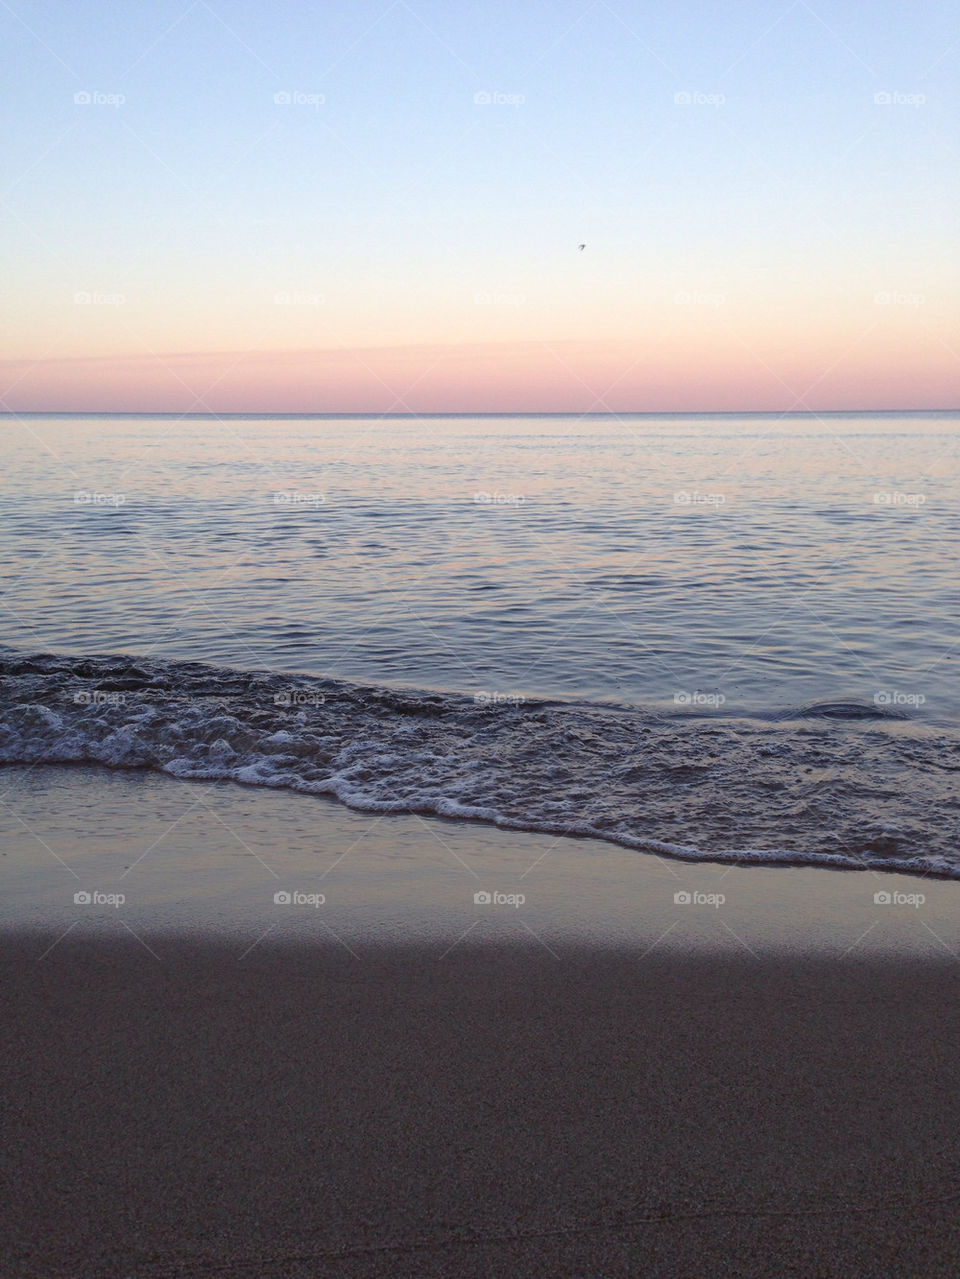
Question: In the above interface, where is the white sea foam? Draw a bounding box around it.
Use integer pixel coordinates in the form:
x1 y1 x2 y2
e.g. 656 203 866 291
1 647 957 880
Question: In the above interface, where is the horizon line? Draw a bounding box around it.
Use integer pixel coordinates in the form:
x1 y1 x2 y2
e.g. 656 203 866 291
2 407 958 419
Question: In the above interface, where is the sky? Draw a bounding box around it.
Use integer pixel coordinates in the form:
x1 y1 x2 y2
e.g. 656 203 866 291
1 0 957 412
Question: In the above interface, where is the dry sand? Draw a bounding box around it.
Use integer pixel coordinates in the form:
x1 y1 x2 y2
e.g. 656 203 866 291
4 931 960 1278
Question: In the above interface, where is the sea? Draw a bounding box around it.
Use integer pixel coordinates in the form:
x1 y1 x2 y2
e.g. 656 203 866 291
1 411 958 877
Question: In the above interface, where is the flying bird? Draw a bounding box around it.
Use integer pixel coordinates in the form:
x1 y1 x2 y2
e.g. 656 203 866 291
578 243 586 251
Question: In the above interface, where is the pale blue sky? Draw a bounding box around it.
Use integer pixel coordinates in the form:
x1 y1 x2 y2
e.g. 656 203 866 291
2 0 957 409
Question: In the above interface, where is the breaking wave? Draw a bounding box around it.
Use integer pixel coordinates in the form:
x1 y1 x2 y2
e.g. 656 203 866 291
1 647 958 879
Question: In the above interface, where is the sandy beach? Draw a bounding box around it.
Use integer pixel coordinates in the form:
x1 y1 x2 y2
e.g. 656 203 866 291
3 765 960 1276
5 934 960 1277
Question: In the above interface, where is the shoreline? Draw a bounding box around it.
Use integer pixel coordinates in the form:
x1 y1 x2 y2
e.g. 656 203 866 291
3 633 958 878
3 766 960 1275
1 763 956 956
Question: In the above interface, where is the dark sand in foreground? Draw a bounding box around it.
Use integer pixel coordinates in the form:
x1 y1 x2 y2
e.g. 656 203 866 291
4 933 960 1278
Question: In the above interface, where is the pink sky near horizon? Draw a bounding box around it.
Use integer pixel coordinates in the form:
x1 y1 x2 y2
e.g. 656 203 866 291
2 332 957 414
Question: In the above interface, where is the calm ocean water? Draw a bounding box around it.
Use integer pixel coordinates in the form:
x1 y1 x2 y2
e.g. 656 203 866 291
2 412 958 876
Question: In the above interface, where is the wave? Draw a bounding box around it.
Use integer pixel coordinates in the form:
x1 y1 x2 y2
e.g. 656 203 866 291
1 647 958 879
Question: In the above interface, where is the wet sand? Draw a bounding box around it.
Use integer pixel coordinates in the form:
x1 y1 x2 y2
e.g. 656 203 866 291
4 932 960 1277
3 765 960 1276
